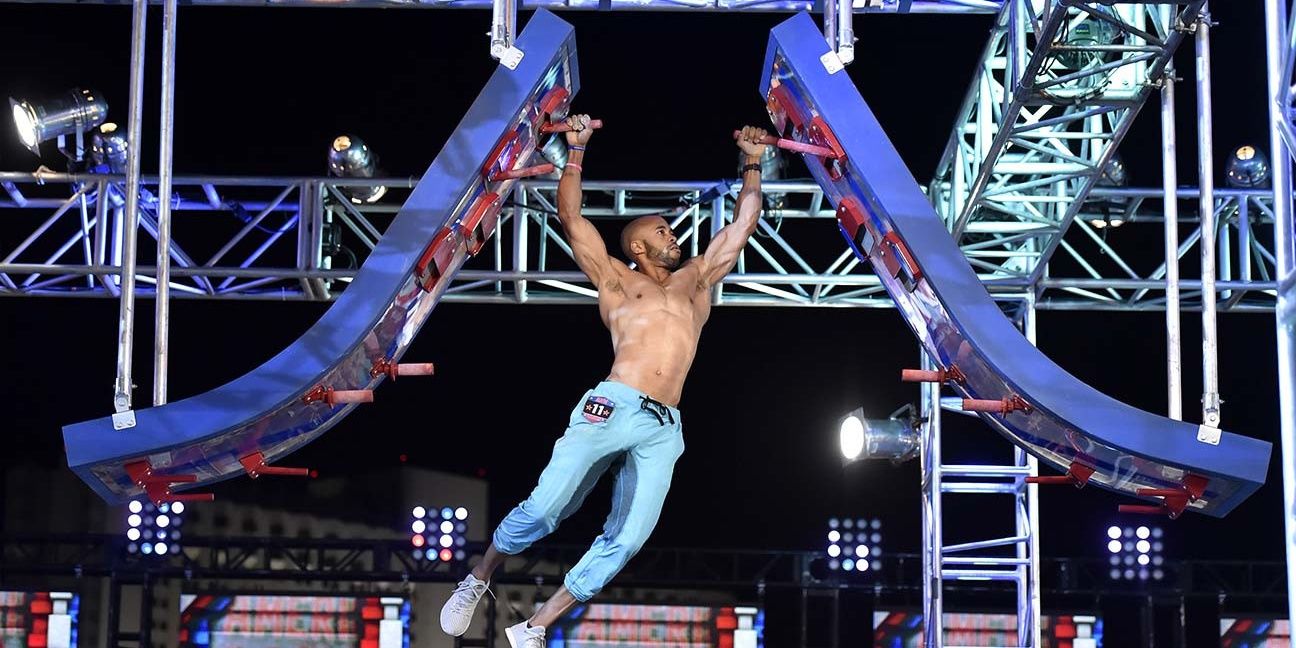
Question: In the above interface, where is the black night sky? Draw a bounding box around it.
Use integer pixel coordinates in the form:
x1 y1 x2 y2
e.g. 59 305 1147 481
0 2 1285 569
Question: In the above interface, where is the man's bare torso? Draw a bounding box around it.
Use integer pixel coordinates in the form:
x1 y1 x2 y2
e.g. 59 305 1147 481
597 259 711 407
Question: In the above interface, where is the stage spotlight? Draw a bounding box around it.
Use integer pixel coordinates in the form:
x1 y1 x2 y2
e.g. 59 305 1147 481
327 135 387 204
1058 15 1118 72
1225 145 1270 188
1089 152 1129 230
838 406 920 465
10 88 108 156
90 123 129 174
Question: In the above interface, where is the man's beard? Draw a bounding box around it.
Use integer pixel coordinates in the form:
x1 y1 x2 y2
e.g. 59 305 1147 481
650 244 682 270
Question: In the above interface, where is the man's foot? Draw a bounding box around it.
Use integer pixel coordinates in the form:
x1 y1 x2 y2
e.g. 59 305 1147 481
505 621 546 648
440 574 490 636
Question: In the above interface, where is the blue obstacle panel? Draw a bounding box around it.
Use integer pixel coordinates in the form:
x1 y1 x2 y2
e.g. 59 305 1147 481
64 9 582 504
760 13 1270 517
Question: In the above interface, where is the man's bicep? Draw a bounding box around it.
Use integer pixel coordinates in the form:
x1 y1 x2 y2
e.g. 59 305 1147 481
701 226 745 285
562 216 614 282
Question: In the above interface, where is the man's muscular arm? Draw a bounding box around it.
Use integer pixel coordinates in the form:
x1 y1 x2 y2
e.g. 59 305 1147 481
697 126 768 287
556 114 617 287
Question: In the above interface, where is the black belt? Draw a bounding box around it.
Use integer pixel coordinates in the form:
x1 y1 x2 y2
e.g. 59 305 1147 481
639 396 676 426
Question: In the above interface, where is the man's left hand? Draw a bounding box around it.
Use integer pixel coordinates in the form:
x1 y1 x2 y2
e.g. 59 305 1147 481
737 126 768 159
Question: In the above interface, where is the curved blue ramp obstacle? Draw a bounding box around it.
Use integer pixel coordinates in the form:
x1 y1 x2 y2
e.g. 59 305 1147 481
760 13 1270 517
64 9 582 504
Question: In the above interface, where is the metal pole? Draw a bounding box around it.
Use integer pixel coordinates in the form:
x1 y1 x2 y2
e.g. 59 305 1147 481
1017 294 1042 647
1196 5 1221 427
836 0 855 65
153 0 178 406
514 185 528 303
1161 52 1184 421
489 0 519 65
920 350 943 648
113 0 148 420
823 0 839 56
1263 0 1296 642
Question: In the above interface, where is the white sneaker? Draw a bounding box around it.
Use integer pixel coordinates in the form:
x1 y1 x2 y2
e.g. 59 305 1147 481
440 574 491 636
504 621 546 648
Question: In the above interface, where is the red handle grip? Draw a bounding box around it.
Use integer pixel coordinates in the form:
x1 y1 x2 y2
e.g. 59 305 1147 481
396 363 435 377
731 131 839 158
256 465 311 477
1025 476 1075 485
1118 504 1167 515
962 398 1007 413
329 389 374 405
901 369 944 383
491 163 555 182
541 119 604 133
165 493 216 503
1136 488 1186 498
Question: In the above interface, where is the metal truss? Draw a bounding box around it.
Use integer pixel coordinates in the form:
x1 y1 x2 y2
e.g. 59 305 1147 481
0 534 1287 605
0 172 1281 312
1262 0 1296 638
0 0 1000 12
930 0 1202 284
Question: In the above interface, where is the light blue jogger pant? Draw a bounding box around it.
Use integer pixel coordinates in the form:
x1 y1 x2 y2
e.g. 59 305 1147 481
491 380 685 602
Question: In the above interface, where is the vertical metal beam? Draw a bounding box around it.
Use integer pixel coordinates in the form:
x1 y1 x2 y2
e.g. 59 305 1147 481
153 0 178 406
711 196 726 306
113 0 148 419
1196 5 1221 426
823 0 838 56
1017 292 1042 647
514 185 529 303
1263 0 1296 641
1161 51 1184 421
489 0 520 66
836 0 855 65
920 350 943 648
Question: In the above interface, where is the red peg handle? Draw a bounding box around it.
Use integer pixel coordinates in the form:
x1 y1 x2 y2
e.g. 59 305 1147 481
139 473 197 485
731 131 838 158
160 493 216 503
329 389 374 405
962 398 1007 413
541 119 604 134
491 164 555 182
396 363 435 377
241 452 310 479
901 369 944 383
1136 488 1186 498
255 465 310 477
1119 504 1168 515
1026 476 1075 485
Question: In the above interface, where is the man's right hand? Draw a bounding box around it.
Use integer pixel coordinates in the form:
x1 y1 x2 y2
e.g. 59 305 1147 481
564 114 594 147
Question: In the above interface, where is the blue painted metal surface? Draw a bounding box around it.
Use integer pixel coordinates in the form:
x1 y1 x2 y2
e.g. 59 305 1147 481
761 13 1271 517
64 9 582 503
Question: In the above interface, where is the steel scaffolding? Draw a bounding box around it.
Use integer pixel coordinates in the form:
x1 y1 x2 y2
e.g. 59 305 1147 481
929 1 1201 285
1264 0 1296 642
0 175 1281 311
0 0 1291 645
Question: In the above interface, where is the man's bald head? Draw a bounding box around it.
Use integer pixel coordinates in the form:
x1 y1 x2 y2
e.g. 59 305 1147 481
620 215 681 270
620 216 668 259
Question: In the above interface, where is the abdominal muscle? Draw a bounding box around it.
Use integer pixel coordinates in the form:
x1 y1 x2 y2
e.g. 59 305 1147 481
603 304 701 407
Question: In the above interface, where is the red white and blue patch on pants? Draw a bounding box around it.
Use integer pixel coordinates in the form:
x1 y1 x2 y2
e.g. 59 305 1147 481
582 396 616 423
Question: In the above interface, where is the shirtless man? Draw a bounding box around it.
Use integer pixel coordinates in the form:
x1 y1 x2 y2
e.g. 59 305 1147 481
441 115 769 648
